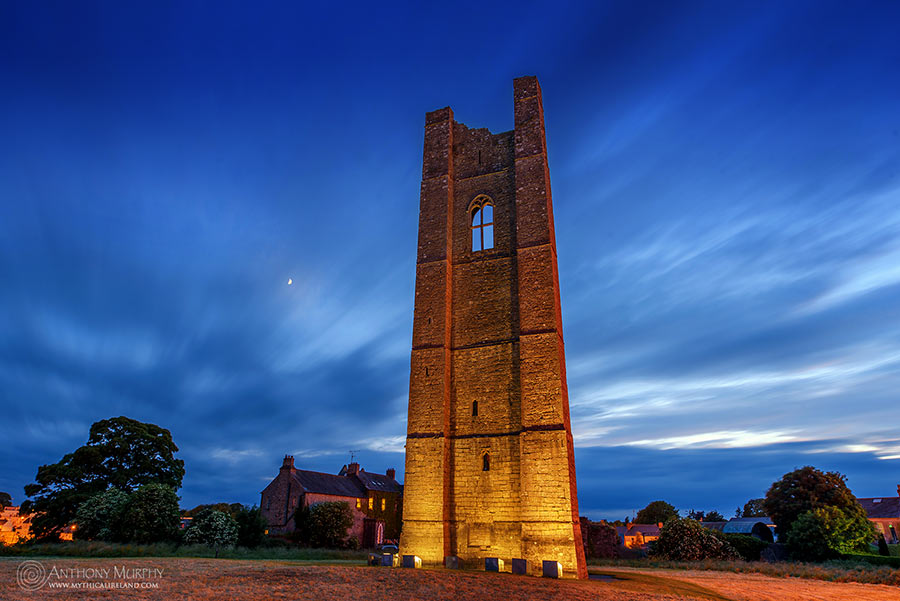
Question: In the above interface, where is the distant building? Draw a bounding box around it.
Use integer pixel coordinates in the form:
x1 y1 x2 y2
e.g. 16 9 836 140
615 523 662 549
260 456 402 547
0 506 32 545
703 517 775 543
858 485 900 543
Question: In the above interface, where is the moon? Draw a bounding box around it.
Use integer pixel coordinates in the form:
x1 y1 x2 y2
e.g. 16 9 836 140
287 278 293 285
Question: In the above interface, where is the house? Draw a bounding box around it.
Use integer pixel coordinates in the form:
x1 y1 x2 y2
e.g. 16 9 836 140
858 485 900 543
260 456 402 547
615 523 662 549
0 506 32 545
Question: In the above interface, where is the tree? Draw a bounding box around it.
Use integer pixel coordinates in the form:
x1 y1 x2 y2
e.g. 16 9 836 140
0 492 11 508
294 502 353 548
686 509 724 522
74 488 131 542
763 466 866 536
785 505 876 562
740 498 767 518
119 484 181 544
635 500 678 524
184 508 238 555
22 417 185 540
235 505 268 548
182 502 244 518
650 517 740 561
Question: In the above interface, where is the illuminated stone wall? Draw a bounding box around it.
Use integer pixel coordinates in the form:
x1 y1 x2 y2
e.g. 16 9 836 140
401 77 587 578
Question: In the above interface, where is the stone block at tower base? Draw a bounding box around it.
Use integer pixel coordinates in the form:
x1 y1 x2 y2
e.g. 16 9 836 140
542 561 563 578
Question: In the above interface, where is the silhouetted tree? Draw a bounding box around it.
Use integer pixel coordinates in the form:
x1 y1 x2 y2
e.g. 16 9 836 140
635 500 678 524
739 498 767 518
22 416 184 540
0 492 11 508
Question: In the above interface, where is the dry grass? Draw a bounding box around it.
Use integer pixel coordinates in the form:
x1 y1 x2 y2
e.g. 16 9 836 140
0 558 896 601
589 557 900 586
598 567 900 601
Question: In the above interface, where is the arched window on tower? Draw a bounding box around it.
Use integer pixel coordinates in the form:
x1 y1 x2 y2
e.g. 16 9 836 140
482 453 490 471
471 199 494 251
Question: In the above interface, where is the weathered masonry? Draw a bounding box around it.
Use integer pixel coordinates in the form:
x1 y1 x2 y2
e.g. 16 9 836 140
400 76 587 578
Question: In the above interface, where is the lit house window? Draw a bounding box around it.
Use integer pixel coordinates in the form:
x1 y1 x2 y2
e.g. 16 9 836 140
471 198 494 251
381 498 386 512
356 499 361 510
368 497 373 510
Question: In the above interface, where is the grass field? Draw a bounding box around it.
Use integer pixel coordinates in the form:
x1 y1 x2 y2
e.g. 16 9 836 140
1 558 897 601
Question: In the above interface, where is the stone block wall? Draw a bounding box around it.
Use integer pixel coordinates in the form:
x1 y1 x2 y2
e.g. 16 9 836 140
401 77 587 579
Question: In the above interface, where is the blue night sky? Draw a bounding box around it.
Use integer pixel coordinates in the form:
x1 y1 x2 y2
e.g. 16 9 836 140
2 1 899 520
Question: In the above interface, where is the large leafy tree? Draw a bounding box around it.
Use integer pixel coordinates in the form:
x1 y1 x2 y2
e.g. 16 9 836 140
635 500 678 524
22 416 185 540
785 505 876 561
0 492 12 508
763 466 865 535
739 498 767 518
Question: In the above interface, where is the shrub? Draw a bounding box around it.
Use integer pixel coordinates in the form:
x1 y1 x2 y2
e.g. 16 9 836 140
293 502 353 548
838 553 900 568
785 505 876 562
650 517 739 561
234 505 267 549
74 488 131 542
717 533 769 561
183 508 238 552
118 484 181 544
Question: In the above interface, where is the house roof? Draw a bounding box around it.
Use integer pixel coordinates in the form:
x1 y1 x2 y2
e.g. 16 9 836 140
858 497 900 519
727 516 774 526
356 470 403 493
292 470 367 498
701 521 727 531
627 524 660 536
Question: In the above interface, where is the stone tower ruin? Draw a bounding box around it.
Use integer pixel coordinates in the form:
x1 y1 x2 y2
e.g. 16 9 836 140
400 76 587 578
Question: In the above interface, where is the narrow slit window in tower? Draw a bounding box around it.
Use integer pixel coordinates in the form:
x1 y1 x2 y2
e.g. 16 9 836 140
482 453 490 471
472 400 478 416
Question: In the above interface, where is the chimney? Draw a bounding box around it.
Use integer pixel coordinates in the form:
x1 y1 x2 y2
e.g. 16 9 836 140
346 462 360 475
281 455 295 471
386 468 396 481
